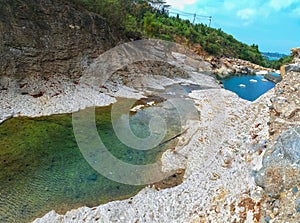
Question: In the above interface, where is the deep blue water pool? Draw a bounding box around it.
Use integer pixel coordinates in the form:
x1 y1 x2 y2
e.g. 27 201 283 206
222 75 275 101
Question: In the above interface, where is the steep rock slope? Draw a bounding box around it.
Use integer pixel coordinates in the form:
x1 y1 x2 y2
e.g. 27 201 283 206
0 0 117 80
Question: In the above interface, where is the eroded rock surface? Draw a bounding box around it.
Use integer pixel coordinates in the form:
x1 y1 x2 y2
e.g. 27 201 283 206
0 40 219 123
254 48 300 222
0 0 117 80
255 127 300 197
269 72 300 140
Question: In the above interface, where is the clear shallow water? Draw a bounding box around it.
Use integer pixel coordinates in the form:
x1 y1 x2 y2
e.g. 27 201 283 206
0 98 180 223
222 75 275 101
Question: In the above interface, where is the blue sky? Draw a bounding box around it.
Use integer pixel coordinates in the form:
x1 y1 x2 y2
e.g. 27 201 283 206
166 0 300 54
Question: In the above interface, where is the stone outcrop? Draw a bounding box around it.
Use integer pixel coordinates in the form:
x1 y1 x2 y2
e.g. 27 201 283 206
280 47 300 76
0 39 220 123
254 48 300 222
0 0 117 81
291 47 300 64
211 57 274 78
263 72 283 83
255 126 300 197
284 64 300 73
269 63 300 139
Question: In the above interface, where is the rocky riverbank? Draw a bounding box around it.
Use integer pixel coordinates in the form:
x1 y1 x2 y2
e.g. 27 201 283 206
209 57 276 78
33 77 272 223
32 48 300 223
253 49 300 222
1 1 298 222
0 34 298 221
0 40 219 124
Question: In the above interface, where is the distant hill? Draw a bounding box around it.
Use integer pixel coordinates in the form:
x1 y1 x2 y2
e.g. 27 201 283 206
262 52 288 61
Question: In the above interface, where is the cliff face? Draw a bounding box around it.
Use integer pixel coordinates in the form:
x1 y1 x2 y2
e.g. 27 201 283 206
0 0 118 80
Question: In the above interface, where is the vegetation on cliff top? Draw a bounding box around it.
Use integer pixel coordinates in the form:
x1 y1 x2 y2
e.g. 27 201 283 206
73 0 289 67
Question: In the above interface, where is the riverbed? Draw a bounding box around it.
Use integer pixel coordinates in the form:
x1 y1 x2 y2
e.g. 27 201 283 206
0 97 182 222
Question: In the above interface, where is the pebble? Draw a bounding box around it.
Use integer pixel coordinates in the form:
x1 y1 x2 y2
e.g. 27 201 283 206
265 215 271 223
292 187 298 195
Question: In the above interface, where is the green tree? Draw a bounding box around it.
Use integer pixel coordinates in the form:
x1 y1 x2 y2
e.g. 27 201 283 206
74 0 268 66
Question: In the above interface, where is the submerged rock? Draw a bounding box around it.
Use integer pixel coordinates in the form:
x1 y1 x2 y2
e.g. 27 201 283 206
87 173 98 181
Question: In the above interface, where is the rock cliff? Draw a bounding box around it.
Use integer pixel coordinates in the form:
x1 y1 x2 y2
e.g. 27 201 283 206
0 0 117 80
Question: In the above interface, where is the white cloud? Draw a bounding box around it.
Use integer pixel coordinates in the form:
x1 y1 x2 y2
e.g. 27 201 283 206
293 7 300 16
236 8 256 20
224 1 236 10
269 0 300 11
223 0 263 10
165 0 197 10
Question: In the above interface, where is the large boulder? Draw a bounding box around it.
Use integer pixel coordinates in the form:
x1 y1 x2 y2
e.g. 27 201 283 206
255 126 300 198
283 64 300 74
280 48 300 76
291 47 300 64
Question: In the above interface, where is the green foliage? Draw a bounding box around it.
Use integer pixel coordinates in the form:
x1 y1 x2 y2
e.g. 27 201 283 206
73 0 267 66
143 11 157 37
264 55 293 69
72 0 133 33
140 11 265 65
125 14 138 33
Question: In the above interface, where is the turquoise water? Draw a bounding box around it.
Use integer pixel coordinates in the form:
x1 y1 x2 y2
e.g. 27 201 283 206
222 75 275 101
269 72 281 77
267 57 279 61
0 98 180 223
